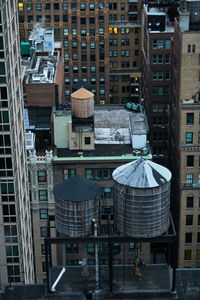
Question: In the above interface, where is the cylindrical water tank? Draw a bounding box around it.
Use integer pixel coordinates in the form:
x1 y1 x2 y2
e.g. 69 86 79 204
53 176 102 237
71 88 94 119
113 158 172 238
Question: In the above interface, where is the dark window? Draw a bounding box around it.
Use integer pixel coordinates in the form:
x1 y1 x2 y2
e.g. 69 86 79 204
198 215 200 226
186 196 194 208
87 243 95 254
197 232 200 243
186 113 194 125
187 155 194 167
185 232 192 243
66 243 78 254
40 227 47 237
186 215 193 225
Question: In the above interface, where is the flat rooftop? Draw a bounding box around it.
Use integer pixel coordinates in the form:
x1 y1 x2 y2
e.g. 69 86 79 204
2 268 200 299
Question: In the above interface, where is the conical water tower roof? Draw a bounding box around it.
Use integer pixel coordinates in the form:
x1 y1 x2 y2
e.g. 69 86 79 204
71 88 94 100
112 158 171 188
53 175 102 201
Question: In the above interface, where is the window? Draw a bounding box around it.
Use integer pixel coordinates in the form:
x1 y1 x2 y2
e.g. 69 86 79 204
71 3 76 10
88 259 95 265
38 171 46 182
186 132 193 144
184 249 191 260
103 188 113 199
192 44 195 53
99 28 104 35
72 16 76 24
63 169 76 180
197 250 200 260
66 243 78 254
99 2 104 9
85 137 91 145
6 245 19 263
198 215 200 225
129 243 135 252
39 190 47 201
41 244 45 255
186 215 193 225
40 209 48 220
7 265 20 282
187 155 194 167
62 3 68 10
27 3 32 11
89 3 95 10
185 232 192 243
18 3 24 11
165 40 170 49
80 4 86 10
66 260 79 266
186 113 194 125
152 86 163 95
42 262 46 272
85 168 114 180
90 42 95 49
81 42 86 49
88 243 95 254
152 72 163 80
113 259 121 265
153 39 163 49
165 54 170 64
186 174 193 184
152 54 163 64
36 3 41 10
188 44 191 53
54 3 59 10
197 233 200 243
99 16 104 23
64 29 69 36
40 227 47 237
186 196 194 208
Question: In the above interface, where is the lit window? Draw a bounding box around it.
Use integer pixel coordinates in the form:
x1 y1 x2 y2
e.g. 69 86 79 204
113 27 118 34
184 249 191 260
197 249 200 260
64 169 76 180
18 3 23 11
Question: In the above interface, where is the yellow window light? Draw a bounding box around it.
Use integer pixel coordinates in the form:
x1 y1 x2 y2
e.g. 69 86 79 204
18 3 24 10
135 88 139 92
126 28 130 33
114 27 118 34
109 28 113 34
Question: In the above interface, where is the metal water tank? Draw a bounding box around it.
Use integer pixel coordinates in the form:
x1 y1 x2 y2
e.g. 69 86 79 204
53 175 102 237
113 158 172 238
71 88 94 119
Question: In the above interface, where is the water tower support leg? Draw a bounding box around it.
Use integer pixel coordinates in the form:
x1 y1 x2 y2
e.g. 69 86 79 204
171 242 176 292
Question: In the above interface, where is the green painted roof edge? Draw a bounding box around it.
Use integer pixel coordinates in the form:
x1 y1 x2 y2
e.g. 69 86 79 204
53 154 152 161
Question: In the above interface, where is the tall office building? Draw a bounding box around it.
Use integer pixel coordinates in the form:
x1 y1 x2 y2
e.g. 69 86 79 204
170 0 200 267
18 0 143 104
0 0 34 285
142 1 178 166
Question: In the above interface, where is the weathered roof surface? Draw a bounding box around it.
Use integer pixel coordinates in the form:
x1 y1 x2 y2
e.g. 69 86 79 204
53 175 102 201
113 158 171 188
71 88 94 100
